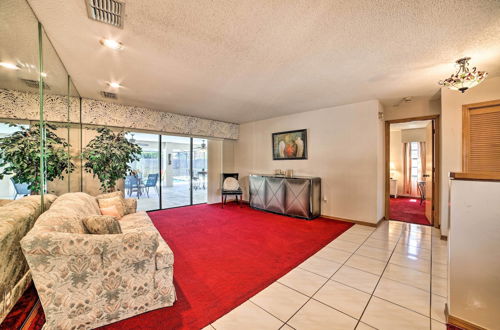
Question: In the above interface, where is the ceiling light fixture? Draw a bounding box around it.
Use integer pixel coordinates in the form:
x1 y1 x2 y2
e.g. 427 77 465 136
0 62 20 70
100 39 123 50
108 82 121 88
439 57 487 93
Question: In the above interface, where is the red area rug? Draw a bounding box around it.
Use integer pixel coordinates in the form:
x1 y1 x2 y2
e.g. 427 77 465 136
389 197 430 226
3 203 352 330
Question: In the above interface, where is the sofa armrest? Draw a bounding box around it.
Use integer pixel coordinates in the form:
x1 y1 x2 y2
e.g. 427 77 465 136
124 198 137 214
21 230 159 260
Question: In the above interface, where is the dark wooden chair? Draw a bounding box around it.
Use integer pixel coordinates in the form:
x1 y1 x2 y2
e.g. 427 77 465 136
221 173 242 208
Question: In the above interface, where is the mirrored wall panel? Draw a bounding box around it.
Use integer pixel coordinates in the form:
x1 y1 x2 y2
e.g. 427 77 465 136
0 0 216 207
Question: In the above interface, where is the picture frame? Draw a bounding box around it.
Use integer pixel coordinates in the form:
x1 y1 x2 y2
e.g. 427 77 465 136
272 129 307 160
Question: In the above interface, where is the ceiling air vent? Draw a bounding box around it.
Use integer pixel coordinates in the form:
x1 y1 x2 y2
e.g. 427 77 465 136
100 91 117 99
86 0 124 28
21 79 50 90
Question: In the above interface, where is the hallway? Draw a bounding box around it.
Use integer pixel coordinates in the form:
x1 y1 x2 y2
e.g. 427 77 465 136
389 197 430 226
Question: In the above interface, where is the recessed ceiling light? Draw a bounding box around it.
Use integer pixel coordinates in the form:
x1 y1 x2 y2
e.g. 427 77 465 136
100 39 123 50
108 82 121 88
0 62 20 70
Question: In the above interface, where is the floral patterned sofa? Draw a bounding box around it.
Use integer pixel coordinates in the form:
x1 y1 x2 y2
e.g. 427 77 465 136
20 192 176 329
0 194 57 324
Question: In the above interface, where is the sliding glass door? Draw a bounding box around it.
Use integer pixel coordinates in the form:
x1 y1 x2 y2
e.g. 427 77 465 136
126 132 209 211
193 138 208 204
126 132 160 211
161 135 191 208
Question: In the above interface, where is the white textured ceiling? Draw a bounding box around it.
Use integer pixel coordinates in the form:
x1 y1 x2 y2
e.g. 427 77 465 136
26 0 500 123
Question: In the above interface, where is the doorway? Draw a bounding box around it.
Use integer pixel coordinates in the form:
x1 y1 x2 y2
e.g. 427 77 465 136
385 116 440 227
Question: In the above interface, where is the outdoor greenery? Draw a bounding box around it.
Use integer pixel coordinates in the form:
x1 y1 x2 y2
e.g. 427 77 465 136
82 127 142 192
0 123 74 192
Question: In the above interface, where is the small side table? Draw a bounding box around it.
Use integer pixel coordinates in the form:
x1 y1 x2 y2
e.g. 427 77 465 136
390 179 398 198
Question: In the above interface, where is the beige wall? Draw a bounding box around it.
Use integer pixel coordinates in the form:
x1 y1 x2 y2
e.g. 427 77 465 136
234 100 385 224
401 128 427 143
222 140 235 173
207 140 223 204
440 76 500 236
389 130 404 195
384 98 440 121
376 102 385 222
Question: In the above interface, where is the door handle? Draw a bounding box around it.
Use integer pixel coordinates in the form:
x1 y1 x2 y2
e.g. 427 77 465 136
423 174 430 177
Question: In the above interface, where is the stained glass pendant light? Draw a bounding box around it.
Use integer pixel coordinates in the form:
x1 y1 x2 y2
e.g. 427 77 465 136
439 57 487 93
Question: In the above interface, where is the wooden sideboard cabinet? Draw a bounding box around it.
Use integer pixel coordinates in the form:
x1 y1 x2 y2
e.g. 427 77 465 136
249 174 321 220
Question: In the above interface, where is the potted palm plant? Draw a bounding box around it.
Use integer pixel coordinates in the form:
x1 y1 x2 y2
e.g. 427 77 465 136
82 127 142 193
0 123 74 193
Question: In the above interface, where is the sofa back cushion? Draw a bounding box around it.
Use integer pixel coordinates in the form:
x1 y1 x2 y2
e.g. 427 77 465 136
35 192 101 234
0 194 56 321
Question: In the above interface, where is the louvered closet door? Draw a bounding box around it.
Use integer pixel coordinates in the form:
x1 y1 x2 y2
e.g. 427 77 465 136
463 102 500 172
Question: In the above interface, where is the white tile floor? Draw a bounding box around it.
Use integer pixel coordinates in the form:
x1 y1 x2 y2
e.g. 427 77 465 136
207 220 448 330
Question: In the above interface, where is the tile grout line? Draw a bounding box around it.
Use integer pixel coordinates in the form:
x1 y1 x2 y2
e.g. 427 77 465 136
212 224 436 330
353 224 406 329
429 228 434 329
210 227 368 329
280 225 379 328
223 226 375 329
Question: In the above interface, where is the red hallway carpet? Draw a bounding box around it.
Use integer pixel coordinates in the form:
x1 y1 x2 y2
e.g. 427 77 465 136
3 203 352 330
390 197 430 225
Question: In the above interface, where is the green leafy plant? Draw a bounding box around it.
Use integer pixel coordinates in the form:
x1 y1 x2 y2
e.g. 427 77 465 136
82 127 142 192
0 123 74 192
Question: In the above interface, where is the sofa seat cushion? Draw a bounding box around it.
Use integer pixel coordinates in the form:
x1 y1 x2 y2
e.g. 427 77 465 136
119 212 174 269
119 212 153 231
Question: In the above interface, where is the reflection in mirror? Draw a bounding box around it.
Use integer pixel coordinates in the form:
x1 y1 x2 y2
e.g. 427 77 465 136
0 0 39 95
41 25 81 196
0 0 41 200
0 0 82 200
0 121 30 199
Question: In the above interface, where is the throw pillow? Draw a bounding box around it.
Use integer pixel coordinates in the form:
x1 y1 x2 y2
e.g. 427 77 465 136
223 177 240 191
97 195 126 218
82 215 122 234
100 205 122 218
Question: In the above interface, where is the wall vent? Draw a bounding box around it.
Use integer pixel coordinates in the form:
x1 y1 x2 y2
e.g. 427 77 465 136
86 0 124 28
100 91 117 99
393 96 413 107
21 79 50 90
